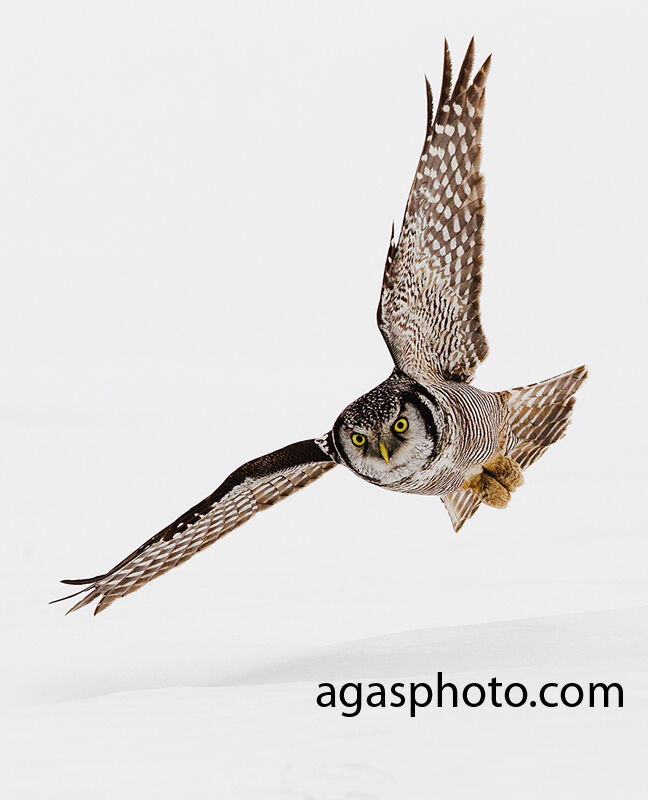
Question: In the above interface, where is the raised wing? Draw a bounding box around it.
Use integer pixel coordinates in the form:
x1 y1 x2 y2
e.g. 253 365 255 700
378 39 491 385
54 437 336 614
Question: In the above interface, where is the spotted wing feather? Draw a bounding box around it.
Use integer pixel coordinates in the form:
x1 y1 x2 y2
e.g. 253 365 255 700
378 39 490 385
54 438 336 614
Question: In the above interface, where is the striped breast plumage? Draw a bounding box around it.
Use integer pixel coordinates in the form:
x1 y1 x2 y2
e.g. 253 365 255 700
331 370 510 497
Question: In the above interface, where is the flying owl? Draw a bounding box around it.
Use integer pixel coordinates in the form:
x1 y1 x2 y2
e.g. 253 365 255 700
55 40 586 615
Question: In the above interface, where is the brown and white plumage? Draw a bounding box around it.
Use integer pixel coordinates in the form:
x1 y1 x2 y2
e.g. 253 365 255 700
378 39 489 385
507 366 588 470
55 440 335 614
441 365 589 531
55 41 587 614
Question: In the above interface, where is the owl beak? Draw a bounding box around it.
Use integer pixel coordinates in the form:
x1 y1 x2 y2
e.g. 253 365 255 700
378 440 390 464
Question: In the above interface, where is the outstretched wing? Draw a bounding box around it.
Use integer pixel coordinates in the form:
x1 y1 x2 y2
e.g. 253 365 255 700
378 39 491 385
54 437 336 614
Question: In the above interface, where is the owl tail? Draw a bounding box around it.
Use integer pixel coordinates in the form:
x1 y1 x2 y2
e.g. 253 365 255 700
442 365 588 531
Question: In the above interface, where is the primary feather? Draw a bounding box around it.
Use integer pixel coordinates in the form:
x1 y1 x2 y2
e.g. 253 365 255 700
54 440 335 614
378 38 490 385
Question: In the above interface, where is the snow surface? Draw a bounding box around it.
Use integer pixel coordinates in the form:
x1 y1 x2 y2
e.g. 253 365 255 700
2 1 647 798
2 603 647 799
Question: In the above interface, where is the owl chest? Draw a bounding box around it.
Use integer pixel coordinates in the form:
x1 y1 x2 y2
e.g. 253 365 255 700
378 400 506 497
377 451 465 496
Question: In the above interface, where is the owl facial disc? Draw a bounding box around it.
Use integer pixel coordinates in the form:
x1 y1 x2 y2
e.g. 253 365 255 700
332 372 441 486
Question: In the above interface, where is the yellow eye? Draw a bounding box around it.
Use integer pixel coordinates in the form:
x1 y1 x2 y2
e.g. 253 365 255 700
351 433 366 447
393 417 409 434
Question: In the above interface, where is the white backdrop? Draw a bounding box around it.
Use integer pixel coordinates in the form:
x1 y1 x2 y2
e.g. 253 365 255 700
1 1 646 797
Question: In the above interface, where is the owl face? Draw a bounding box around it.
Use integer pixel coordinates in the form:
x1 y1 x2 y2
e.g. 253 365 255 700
333 378 440 485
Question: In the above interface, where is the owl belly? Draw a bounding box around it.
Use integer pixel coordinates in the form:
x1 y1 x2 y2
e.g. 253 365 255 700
379 456 469 496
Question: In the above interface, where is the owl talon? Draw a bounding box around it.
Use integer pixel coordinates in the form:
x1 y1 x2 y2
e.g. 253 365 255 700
463 471 510 508
462 454 523 508
484 454 524 490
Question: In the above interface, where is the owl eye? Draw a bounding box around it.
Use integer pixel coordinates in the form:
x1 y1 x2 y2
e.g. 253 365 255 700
393 417 409 434
351 433 366 447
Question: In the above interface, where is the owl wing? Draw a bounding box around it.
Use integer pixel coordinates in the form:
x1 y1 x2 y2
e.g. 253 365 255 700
53 437 336 614
378 40 491 385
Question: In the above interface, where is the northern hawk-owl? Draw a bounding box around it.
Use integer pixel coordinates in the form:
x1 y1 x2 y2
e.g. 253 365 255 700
56 40 586 614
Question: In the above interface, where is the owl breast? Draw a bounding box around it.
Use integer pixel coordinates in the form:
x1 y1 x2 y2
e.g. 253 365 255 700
378 380 509 496
332 371 508 497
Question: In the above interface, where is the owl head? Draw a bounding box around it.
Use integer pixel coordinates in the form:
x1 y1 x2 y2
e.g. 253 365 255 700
332 373 442 485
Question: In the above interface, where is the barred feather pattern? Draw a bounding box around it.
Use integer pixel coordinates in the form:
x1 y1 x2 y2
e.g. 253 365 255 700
441 366 588 531
507 366 588 469
378 39 490 386
361 372 508 497
422 379 508 494
57 443 335 614
441 489 481 532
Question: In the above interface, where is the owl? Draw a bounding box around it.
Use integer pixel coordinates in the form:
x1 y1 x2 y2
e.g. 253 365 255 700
55 40 586 614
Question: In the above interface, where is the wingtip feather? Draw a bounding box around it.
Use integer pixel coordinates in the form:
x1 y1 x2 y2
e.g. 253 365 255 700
60 574 106 586
424 75 434 130
477 54 493 83
452 38 475 100
433 39 454 129
443 38 452 76
49 586 89 605
66 593 97 614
